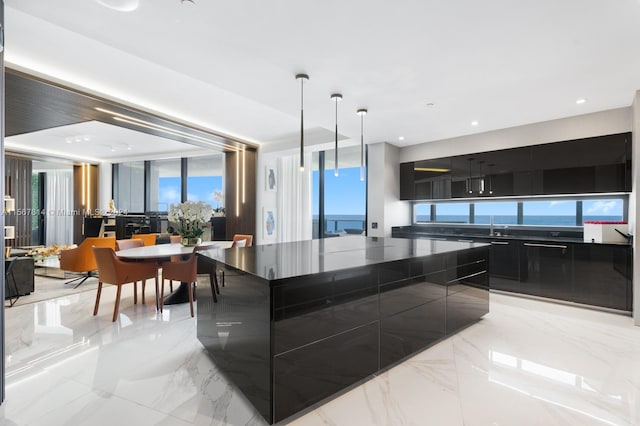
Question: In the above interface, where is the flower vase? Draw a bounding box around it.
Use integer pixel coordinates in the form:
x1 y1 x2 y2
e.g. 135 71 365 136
181 237 202 247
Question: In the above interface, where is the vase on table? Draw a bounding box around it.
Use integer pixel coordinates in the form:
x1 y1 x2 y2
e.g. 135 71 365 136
181 237 202 247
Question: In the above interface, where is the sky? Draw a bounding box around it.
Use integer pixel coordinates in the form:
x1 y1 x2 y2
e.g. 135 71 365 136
312 167 367 216
158 176 223 210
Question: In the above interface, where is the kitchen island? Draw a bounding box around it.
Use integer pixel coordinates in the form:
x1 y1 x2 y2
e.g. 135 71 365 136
196 236 489 424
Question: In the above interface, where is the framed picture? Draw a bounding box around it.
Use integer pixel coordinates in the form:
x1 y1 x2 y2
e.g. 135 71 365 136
263 207 277 242
265 165 277 191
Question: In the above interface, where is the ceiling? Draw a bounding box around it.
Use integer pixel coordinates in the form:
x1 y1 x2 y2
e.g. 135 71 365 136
5 0 640 152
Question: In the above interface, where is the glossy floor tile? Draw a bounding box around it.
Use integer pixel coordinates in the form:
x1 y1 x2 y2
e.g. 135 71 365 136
2 287 640 425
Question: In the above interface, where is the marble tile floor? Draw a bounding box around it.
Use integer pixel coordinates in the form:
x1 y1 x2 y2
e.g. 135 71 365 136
1 288 640 426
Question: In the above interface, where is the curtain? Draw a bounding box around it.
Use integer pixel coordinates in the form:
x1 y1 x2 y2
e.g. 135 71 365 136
45 171 74 245
277 153 312 243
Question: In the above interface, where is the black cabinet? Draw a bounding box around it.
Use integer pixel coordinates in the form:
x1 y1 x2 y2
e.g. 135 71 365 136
400 132 631 200
573 244 631 310
520 242 573 301
401 159 452 200
489 240 520 292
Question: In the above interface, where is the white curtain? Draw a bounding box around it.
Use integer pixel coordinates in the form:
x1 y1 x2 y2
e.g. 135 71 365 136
277 153 312 243
45 171 74 245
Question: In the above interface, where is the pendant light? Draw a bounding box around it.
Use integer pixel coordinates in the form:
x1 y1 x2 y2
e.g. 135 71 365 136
467 158 474 194
296 73 309 171
357 108 368 181
331 93 343 176
478 160 485 194
488 163 494 195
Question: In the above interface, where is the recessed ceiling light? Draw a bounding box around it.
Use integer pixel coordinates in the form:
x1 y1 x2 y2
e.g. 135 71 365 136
471 121 479 126
95 0 140 12
398 136 405 141
576 98 587 104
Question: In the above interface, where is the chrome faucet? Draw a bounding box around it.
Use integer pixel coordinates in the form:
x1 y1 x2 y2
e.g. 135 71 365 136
489 216 494 236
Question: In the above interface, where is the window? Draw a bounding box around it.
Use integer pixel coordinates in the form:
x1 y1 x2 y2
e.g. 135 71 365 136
474 202 518 225
114 161 144 213
522 200 577 226
434 203 470 223
414 203 432 223
187 155 224 208
313 146 367 238
149 159 181 212
582 199 624 224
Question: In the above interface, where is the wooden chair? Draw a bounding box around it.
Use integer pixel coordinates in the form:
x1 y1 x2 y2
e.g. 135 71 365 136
131 234 157 246
160 253 198 317
59 237 116 287
92 247 159 322
231 234 253 247
115 239 148 304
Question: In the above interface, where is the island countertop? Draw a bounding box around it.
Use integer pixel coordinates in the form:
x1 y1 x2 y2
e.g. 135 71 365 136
197 235 488 281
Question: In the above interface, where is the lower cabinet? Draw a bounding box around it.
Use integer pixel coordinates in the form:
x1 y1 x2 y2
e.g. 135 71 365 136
520 242 573 301
573 244 631 311
490 239 631 311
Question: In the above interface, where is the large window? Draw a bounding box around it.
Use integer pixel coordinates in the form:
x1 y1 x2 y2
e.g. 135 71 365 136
475 202 518 225
187 155 224 209
582 199 624 223
434 203 470 223
522 200 577 226
313 146 367 238
413 197 626 227
114 161 144 213
149 159 181 212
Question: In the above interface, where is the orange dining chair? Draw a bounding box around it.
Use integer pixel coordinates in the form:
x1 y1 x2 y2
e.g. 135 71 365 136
169 235 182 244
231 234 253 247
115 239 147 304
59 237 116 287
92 247 159 322
194 245 220 302
160 253 198 317
131 233 157 246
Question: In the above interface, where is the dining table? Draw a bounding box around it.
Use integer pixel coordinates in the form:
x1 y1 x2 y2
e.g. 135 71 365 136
116 241 233 307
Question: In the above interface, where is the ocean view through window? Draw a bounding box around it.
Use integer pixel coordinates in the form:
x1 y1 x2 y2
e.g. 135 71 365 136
414 197 625 227
313 147 366 238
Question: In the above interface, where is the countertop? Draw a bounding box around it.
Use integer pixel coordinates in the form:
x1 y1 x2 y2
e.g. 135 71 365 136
198 236 488 281
393 230 631 246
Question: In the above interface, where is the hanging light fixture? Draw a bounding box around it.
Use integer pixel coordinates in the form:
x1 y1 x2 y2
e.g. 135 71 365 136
467 158 474 194
331 93 343 176
357 108 368 181
478 160 485 195
488 163 495 195
296 73 309 171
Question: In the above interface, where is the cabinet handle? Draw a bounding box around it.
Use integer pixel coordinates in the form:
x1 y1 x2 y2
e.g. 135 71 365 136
490 241 509 245
524 243 567 249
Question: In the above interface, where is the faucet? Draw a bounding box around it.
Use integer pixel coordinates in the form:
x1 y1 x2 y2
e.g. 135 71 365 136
489 215 494 236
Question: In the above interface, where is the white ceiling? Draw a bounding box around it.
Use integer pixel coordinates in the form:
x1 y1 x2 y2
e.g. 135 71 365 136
5 0 640 152
5 121 211 163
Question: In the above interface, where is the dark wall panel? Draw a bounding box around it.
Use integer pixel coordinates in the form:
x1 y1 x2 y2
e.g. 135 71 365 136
4 155 33 247
225 150 257 240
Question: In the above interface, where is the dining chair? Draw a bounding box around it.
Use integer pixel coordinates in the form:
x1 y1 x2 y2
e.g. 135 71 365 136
131 233 157 246
92 247 159 322
194 245 220 302
231 234 253 247
59 236 116 287
160 253 198 317
115 238 146 304
169 235 182 244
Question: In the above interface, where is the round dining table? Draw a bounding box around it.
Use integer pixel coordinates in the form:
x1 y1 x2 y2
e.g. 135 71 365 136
116 241 233 306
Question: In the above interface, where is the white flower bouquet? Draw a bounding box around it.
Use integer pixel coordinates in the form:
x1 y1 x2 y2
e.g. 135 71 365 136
168 201 214 239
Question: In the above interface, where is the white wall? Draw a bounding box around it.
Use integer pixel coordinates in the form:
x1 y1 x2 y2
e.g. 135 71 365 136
367 143 411 237
98 162 112 213
400 107 632 163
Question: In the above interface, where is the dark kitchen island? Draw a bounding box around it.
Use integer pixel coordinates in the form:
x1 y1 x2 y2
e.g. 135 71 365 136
196 236 489 424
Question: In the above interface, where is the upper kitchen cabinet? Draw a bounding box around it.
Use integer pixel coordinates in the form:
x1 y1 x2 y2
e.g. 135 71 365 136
530 133 630 195
400 158 452 200
400 132 631 200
